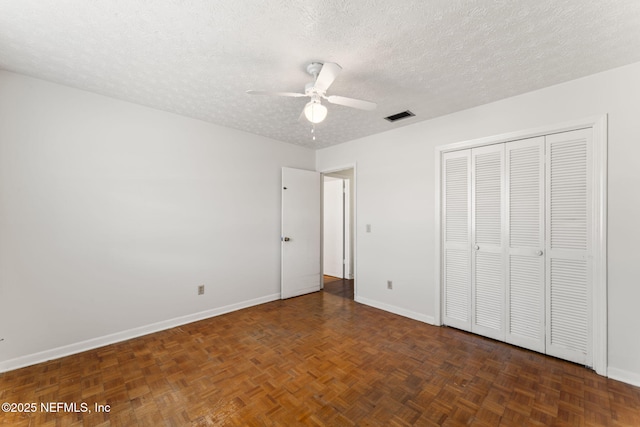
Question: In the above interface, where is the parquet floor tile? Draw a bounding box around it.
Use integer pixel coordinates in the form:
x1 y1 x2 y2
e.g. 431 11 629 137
2 279 640 426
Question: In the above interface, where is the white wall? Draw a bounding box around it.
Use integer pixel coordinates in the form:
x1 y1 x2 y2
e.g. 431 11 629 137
0 71 315 370
3 62 640 385
316 61 640 386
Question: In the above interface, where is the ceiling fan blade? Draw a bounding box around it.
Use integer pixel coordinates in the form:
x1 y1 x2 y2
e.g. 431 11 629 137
246 90 306 97
314 62 342 92
326 95 377 111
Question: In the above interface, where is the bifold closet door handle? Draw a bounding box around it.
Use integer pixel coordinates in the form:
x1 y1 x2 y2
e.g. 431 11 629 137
474 245 480 250
283 237 291 242
536 250 543 256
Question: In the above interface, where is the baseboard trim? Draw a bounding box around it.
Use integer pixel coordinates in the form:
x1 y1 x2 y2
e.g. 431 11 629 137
355 296 435 325
0 293 280 373
607 367 640 388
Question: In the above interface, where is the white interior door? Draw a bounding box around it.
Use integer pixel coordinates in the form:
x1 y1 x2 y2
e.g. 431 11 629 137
442 150 472 330
343 178 351 279
545 129 592 365
281 167 321 299
471 144 505 340
323 177 344 278
505 137 546 353
439 123 602 370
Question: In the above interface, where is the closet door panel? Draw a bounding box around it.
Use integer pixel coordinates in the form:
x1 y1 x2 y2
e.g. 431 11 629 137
442 150 472 330
471 145 505 340
545 129 592 365
509 255 545 349
474 251 503 332
505 137 545 352
444 248 470 326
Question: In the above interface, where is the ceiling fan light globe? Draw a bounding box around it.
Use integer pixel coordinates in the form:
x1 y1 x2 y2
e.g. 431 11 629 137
304 101 327 123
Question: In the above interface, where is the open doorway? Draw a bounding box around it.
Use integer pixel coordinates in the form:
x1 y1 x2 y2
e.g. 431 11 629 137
322 168 355 299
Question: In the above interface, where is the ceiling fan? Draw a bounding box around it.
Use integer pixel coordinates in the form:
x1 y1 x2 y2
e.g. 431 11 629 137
246 62 376 124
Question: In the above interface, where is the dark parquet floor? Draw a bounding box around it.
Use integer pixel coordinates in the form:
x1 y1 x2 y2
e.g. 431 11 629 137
322 276 354 300
1 278 639 426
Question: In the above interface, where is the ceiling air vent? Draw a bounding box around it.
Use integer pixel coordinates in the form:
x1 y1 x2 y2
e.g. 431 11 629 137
384 110 415 122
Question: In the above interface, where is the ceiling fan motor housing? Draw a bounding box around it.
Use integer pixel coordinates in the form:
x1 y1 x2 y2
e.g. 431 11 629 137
305 82 323 97
305 63 326 96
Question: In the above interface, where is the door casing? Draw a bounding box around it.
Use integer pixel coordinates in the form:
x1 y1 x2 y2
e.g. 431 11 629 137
434 115 608 376
320 164 357 296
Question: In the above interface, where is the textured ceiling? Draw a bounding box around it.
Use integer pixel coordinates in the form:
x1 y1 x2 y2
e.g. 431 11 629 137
1 1 640 149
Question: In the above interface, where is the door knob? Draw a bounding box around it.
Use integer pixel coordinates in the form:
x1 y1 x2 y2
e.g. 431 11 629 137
474 245 480 250
536 250 543 256
283 237 291 242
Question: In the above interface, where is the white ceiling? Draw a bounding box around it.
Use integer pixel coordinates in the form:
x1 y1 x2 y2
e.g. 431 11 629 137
1 1 640 149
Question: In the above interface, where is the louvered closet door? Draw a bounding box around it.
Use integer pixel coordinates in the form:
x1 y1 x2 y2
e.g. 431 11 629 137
505 137 546 353
545 129 592 366
471 144 505 340
442 150 472 331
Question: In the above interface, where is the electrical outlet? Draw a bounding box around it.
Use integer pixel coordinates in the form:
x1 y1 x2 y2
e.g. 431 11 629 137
387 280 393 290
198 285 205 295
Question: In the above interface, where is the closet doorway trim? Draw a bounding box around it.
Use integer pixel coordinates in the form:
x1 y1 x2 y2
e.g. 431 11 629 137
433 115 607 376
